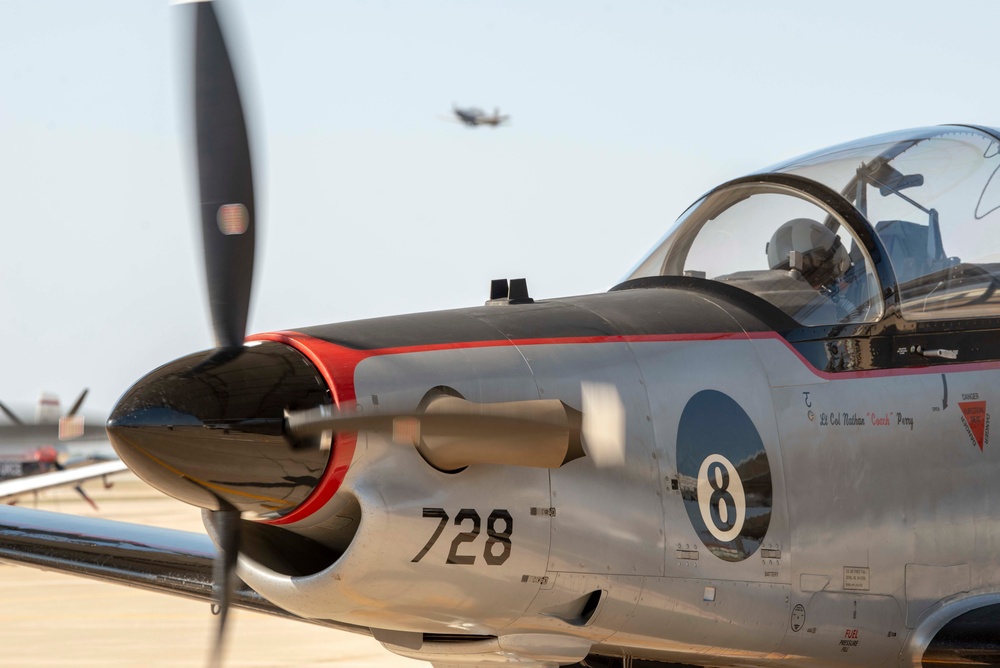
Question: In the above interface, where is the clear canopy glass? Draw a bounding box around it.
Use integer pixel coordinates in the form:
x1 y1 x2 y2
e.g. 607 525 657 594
628 125 1000 325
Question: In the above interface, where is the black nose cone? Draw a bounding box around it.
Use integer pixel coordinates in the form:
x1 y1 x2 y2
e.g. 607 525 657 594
107 342 332 519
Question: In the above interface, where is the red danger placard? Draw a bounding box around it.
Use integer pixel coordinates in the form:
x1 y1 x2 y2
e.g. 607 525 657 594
960 401 987 451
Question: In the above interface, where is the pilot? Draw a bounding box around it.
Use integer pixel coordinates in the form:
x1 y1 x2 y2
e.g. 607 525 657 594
767 218 857 319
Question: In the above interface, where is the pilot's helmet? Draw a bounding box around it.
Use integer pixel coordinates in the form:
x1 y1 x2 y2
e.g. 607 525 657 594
767 218 851 289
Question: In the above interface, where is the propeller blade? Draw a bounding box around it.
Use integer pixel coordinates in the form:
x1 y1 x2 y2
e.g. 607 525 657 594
581 381 626 468
65 388 89 417
190 6 253 662
208 505 242 668
0 400 24 425
192 1 255 349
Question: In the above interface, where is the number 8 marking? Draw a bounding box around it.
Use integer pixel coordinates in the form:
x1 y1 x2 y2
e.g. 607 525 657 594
484 509 513 565
697 454 745 542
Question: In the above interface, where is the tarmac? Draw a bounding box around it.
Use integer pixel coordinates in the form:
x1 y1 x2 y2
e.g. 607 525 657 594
0 472 426 667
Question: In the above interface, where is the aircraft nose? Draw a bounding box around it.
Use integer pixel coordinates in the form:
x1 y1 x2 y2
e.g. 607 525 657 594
106 342 332 519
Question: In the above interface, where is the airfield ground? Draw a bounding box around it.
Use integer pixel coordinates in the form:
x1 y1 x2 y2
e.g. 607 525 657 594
0 472 425 667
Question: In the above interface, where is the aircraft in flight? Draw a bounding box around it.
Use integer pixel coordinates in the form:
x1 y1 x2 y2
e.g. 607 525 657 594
2 3 1000 667
451 104 510 127
0 390 125 508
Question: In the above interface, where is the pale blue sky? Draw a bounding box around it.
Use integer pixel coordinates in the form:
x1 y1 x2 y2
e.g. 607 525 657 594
1 0 998 413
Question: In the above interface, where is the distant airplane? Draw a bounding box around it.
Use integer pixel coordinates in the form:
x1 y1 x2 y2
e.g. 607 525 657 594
450 104 509 127
0 390 124 507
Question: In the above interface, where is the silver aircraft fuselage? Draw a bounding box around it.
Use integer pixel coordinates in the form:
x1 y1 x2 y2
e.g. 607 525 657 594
195 280 993 667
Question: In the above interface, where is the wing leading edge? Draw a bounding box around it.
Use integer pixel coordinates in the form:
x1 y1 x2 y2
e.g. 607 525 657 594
0 459 128 502
0 504 368 637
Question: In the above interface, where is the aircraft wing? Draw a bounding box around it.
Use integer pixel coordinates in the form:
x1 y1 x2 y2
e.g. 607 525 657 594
0 503 369 636
0 459 129 502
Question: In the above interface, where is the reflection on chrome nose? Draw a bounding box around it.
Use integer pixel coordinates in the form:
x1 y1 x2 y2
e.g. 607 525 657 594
107 342 331 519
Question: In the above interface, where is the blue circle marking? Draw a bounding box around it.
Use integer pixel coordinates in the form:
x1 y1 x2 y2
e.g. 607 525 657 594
676 390 773 562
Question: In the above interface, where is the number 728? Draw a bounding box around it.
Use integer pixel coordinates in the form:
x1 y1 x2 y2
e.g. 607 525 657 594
411 508 513 565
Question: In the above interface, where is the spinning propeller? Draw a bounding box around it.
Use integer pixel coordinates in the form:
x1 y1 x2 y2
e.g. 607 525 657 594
189 3 250 664
0 400 21 426
0 388 88 426
112 2 256 665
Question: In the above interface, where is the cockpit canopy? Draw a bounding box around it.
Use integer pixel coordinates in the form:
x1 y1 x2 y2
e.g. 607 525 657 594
627 125 1000 327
